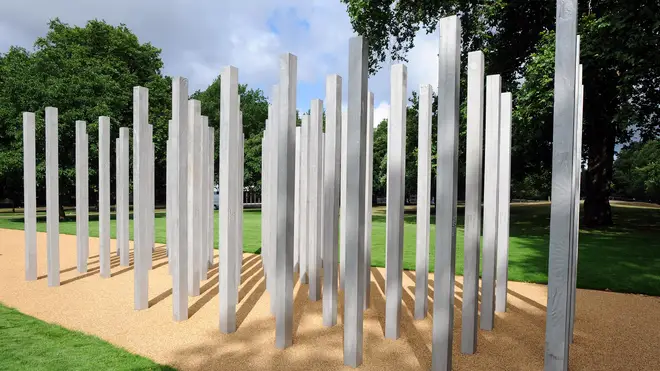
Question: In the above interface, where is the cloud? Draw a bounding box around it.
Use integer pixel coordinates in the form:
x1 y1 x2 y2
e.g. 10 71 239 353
0 0 443 114
373 101 390 127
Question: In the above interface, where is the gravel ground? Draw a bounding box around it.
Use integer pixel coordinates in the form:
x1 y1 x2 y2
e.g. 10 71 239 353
1 228 658 370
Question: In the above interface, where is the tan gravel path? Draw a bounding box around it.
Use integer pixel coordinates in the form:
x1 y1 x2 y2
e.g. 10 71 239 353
1 228 659 370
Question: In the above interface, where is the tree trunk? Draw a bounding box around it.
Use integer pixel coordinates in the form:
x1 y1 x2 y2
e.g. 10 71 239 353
583 123 614 227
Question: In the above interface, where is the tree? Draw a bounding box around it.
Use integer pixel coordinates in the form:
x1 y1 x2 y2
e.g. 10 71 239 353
0 19 170 215
190 78 269 190
612 140 660 203
341 0 660 226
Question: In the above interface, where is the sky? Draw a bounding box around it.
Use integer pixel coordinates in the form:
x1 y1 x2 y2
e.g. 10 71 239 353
0 0 440 126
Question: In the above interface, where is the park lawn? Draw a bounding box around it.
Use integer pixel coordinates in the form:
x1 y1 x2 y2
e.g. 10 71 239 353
1 202 659 296
0 303 174 371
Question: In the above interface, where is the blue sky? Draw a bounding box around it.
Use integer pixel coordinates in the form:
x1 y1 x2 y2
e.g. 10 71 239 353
0 0 441 126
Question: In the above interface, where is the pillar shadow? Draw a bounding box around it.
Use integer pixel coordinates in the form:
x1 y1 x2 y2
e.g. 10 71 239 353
188 281 219 318
203 273 220 294
149 288 173 307
425 279 464 319
236 277 266 328
240 260 263 285
206 262 220 278
403 270 416 283
243 253 261 267
238 268 263 302
506 287 547 312
399 281 433 369
59 268 102 285
369 277 387 336
37 265 80 280
404 271 435 303
110 257 169 279
400 279 416 316
242 254 260 266
291 273 307 336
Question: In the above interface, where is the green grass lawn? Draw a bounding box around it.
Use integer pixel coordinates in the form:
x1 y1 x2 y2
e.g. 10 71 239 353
1 202 659 296
0 303 174 371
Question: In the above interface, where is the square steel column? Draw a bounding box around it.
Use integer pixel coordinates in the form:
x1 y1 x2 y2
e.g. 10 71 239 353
261 132 268 276
116 140 121 256
188 100 202 296
208 126 215 268
299 114 309 285
119 127 129 267
24 112 37 281
275 53 297 349
167 133 173 274
81 122 91 269
432 15 461 371
339 109 348 291
415 84 432 320
495 92 513 313
308 98 323 301
147 124 155 269
363 91 374 311
133 87 149 310
172 77 189 321
480 74 501 331
344 36 368 368
385 63 407 340
323 74 342 325
294 126 301 273
99 116 111 278
76 120 90 273
199 120 207 279
237 116 244 293
567 38 581 344
268 87 280 310
200 115 209 280
569 67 584 344
219 66 239 333
46 107 60 287
83 134 89 266
461 51 485 354
544 0 578 367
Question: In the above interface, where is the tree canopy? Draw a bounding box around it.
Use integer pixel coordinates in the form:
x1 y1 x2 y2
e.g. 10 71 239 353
613 140 660 203
0 19 170 212
341 0 660 226
191 79 269 190
0 19 271 209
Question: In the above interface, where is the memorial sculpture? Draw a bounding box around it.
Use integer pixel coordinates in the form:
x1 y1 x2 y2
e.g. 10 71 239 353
20 6 585 369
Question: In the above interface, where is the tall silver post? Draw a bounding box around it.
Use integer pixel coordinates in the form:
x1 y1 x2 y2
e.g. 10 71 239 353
24 112 37 281
461 51 485 354
343 36 368 368
544 1 578 368
432 15 461 371
45 107 60 287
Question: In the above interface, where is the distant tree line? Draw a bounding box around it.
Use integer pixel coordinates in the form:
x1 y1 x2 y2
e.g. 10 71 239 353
2 12 659 226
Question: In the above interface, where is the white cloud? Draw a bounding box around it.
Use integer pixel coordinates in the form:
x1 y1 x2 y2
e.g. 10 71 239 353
373 101 390 127
0 0 444 113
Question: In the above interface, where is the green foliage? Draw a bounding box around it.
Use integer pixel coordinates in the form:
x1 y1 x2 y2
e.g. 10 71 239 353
613 140 660 203
510 31 555 200
0 19 170 207
190 78 269 190
0 20 272 203
342 0 660 223
372 119 388 198
371 89 466 203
